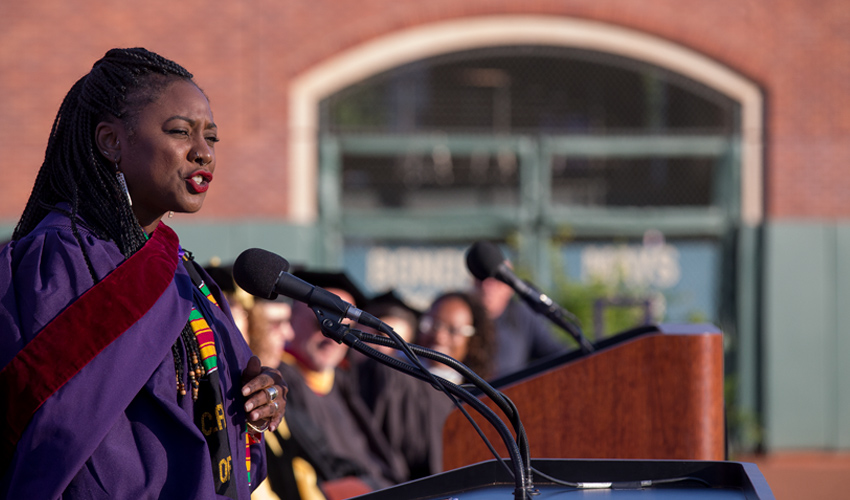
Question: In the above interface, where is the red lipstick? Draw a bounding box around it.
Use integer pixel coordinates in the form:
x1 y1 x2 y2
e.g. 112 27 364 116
186 170 213 194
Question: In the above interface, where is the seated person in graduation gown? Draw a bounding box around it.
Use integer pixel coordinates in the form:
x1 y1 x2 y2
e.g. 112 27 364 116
356 290 455 480
418 291 497 384
474 276 569 378
268 271 408 498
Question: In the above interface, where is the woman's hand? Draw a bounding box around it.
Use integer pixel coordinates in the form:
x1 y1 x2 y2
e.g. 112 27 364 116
240 356 287 434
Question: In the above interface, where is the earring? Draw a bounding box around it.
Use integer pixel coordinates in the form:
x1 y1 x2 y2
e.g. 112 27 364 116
168 211 174 219
115 163 133 207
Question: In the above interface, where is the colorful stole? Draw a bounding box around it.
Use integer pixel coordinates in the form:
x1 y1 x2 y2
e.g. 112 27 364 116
181 254 256 494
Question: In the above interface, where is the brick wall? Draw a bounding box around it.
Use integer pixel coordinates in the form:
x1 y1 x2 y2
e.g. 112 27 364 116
1 0 847 221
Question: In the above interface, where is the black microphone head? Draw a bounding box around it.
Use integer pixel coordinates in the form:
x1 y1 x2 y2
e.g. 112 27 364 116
466 241 506 280
233 248 290 299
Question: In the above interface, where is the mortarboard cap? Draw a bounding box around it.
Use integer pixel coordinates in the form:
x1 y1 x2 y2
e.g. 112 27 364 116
291 269 369 307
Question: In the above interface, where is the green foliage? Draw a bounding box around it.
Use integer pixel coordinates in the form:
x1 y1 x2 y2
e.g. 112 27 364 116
724 374 764 457
510 236 660 345
550 273 654 344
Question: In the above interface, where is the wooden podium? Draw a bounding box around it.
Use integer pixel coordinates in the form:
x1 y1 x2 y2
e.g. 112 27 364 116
443 324 725 470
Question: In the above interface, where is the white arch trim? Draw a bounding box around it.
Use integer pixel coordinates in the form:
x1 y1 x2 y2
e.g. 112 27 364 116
289 15 763 225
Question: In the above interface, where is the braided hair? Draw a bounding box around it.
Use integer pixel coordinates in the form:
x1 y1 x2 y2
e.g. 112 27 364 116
14 48 207 398
13 47 195 267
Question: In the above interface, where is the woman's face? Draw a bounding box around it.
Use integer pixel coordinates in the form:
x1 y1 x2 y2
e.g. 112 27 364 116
419 297 475 362
116 79 218 232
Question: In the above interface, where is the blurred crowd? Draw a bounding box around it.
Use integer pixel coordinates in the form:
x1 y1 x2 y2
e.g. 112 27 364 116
206 262 569 500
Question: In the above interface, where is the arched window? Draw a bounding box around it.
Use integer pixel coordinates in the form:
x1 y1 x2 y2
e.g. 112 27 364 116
289 17 761 332
323 46 737 212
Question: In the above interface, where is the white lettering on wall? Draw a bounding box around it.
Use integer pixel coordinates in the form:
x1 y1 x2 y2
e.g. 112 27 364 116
581 244 681 289
365 246 470 310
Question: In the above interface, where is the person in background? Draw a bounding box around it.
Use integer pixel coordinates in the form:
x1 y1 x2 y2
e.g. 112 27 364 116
204 264 293 371
350 289 420 363
418 291 497 383
474 276 568 378
241 291 326 500
357 290 496 481
253 296 294 367
271 270 407 498
0 47 284 499
204 265 340 500
355 289 456 481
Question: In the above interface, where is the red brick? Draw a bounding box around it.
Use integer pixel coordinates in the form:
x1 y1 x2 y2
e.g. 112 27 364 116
0 0 848 220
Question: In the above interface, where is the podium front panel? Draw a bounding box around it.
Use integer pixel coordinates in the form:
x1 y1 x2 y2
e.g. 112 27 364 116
443 324 726 469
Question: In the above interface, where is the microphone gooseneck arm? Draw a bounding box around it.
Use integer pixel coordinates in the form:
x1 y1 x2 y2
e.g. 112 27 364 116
359 330 533 487
518 282 595 354
466 240 594 354
316 313 531 499
231 248 533 497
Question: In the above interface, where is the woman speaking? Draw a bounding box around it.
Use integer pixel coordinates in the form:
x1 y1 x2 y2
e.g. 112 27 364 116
0 47 285 499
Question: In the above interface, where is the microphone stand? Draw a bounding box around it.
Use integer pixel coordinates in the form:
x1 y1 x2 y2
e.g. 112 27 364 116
313 307 532 499
357 330 533 490
522 286 595 354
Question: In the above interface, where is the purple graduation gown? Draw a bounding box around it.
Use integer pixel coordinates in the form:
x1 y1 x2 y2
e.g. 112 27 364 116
0 209 265 499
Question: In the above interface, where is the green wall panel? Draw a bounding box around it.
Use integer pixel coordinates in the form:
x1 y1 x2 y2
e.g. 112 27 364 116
764 222 844 449
835 225 850 448
165 221 321 269
735 223 761 443
0 225 13 243
1 222 321 269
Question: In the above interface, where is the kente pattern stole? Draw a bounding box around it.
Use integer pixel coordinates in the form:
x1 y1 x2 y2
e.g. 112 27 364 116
181 254 258 497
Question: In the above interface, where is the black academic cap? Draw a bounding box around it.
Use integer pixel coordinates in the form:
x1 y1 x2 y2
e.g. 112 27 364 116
256 293 294 305
365 290 422 318
203 264 236 294
291 269 369 307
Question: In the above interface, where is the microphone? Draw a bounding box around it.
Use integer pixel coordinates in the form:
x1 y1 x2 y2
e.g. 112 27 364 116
466 241 594 353
232 248 291 299
232 248 383 330
235 249 532 497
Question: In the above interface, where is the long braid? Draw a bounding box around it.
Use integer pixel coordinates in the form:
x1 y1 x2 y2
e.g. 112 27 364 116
14 47 202 397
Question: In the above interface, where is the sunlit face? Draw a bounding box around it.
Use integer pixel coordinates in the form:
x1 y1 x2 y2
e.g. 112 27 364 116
475 277 514 319
286 288 354 372
419 297 475 362
114 79 218 232
263 301 294 346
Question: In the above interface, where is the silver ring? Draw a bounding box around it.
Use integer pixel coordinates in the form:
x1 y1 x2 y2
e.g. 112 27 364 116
265 385 280 402
272 400 279 412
